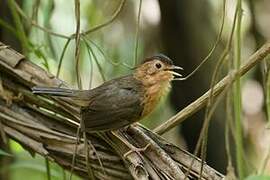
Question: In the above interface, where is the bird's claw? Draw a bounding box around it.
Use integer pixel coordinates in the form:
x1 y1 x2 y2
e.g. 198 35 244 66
123 143 151 158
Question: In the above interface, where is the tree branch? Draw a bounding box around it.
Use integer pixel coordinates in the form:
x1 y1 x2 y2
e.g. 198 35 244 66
154 42 270 135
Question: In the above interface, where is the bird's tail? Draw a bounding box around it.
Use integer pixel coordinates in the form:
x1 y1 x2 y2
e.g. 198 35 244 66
32 86 76 97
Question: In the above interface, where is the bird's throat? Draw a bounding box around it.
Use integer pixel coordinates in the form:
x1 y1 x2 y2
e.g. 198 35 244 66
141 81 171 117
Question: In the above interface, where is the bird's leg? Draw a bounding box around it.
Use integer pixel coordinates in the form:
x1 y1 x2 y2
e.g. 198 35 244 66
111 129 150 158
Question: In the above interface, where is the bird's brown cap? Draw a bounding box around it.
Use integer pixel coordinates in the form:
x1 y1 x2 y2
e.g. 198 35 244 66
143 54 173 65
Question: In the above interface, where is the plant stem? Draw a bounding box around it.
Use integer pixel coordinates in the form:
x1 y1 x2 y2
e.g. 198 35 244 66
134 0 142 66
234 0 244 179
7 0 29 55
45 158 51 180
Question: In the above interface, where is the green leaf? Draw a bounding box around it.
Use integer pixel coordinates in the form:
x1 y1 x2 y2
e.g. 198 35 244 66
0 149 12 156
245 175 270 180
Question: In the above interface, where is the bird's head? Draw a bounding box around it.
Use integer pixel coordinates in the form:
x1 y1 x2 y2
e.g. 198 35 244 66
134 54 182 86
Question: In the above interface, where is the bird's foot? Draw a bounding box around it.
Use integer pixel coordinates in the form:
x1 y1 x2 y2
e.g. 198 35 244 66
123 143 151 158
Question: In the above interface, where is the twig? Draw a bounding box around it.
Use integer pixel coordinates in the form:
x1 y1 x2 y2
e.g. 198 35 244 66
234 0 244 178
43 0 58 60
178 0 226 81
225 82 236 177
45 157 51 180
0 77 7 145
266 62 270 124
133 0 142 66
56 39 71 78
13 1 70 39
12 0 126 40
194 1 231 177
7 0 29 55
154 42 270 135
84 132 96 179
69 125 80 180
259 144 270 174
74 0 82 89
89 39 134 69
82 39 94 89
78 0 126 37
29 0 40 32
83 39 106 81
0 19 19 38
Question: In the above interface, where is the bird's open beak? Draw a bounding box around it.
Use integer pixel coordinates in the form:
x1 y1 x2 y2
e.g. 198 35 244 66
167 65 183 78
171 71 182 77
170 65 183 70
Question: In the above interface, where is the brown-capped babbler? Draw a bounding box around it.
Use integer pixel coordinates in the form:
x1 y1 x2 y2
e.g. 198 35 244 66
32 54 183 132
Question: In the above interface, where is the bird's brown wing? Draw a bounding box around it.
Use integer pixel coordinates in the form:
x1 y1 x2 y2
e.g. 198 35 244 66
81 76 145 132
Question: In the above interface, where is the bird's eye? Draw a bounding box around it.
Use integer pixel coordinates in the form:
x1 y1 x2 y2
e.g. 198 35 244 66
155 63 162 69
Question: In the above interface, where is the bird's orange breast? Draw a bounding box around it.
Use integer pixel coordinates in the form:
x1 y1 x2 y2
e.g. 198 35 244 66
141 82 171 117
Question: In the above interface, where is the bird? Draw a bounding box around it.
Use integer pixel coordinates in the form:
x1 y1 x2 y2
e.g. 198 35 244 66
32 54 182 133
